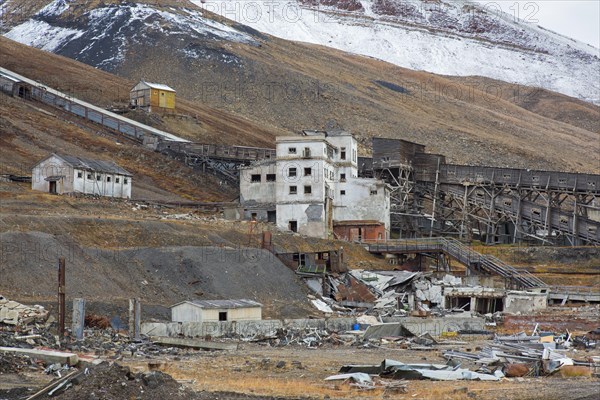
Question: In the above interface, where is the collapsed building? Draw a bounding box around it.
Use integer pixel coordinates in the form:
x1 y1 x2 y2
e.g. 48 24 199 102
238 130 391 239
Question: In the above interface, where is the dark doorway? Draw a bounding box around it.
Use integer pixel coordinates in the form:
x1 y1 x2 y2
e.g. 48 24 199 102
267 211 276 223
218 312 227 321
289 220 298 232
49 181 57 194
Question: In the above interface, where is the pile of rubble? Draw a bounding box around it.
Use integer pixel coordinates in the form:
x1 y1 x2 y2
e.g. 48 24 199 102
0 295 49 326
310 270 481 317
443 329 600 378
32 362 202 400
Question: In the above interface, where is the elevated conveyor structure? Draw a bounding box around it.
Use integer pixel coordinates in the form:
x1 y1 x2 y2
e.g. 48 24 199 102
364 138 600 246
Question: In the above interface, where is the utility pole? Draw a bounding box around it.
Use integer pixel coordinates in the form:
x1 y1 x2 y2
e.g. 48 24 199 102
58 257 66 339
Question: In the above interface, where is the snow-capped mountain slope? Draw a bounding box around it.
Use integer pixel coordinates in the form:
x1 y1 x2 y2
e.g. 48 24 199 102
190 0 599 103
3 0 255 71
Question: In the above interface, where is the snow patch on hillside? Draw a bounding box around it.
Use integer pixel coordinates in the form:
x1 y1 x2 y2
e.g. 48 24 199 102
5 20 83 52
189 0 599 102
3 0 256 70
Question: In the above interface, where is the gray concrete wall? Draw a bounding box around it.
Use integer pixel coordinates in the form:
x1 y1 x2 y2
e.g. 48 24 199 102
141 317 356 339
382 316 485 336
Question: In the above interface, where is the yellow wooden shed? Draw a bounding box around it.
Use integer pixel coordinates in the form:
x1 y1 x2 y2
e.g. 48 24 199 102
130 80 176 110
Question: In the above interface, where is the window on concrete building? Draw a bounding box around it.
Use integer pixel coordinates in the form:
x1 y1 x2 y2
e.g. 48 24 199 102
96 175 101 181
304 167 312 176
289 168 297 177
124 178 128 185
107 176 111 182
116 177 120 183
289 220 298 232
77 171 82 179
370 189 378 195
289 186 297 194
304 185 312 194
288 147 297 154
218 311 227 321
266 174 276 182
251 174 261 183
329 171 334 180
341 147 346 160
87 173 92 180
341 190 346 196
251 212 257 221
340 173 346 182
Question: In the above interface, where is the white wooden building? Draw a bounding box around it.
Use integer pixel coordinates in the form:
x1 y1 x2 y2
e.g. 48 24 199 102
170 299 263 323
32 154 132 198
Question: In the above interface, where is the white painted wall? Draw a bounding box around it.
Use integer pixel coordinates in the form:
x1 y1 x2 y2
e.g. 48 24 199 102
240 163 277 204
31 155 73 194
240 133 390 238
171 303 262 322
32 155 131 198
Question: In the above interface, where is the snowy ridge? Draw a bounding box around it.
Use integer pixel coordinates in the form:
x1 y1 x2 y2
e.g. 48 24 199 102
4 1 255 71
189 0 599 103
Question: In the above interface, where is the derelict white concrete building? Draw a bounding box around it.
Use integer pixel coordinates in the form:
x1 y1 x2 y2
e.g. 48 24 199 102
240 130 390 239
32 154 132 198
170 299 263 323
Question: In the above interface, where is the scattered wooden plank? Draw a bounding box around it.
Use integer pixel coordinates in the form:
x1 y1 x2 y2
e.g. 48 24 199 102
150 336 237 351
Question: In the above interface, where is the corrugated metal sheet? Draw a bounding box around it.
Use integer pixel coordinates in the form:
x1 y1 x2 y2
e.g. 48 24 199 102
55 154 132 176
171 299 262 309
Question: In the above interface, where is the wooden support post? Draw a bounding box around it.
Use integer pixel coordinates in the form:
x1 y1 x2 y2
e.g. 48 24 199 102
72 298 85 341
57 258 65 339
129 298 141 341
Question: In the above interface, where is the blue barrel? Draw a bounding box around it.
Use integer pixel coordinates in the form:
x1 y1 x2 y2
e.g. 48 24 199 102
353 323 360 331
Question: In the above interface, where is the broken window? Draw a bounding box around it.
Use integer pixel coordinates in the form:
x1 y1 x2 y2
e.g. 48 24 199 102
87 173 92 180
288 147 296 154
289 220 298 232
304 167 312 176
251 212 257 221
289 168 297 177
77 171 82 178
303 147 311 158
218 312 227 321
106 176 111 182
251 174 261 183
289 186 297 194
304 185 312 194
370 189 378 195
340 173 346 182
341 147 346 160
329 171 334 180
124 178 128 185
447 296 471 311
266 174 276 182
340 190 346 196
116 177 120 183
96 175 101 181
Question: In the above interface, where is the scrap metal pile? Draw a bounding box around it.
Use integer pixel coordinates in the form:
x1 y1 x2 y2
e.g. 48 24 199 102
443 330 600 378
